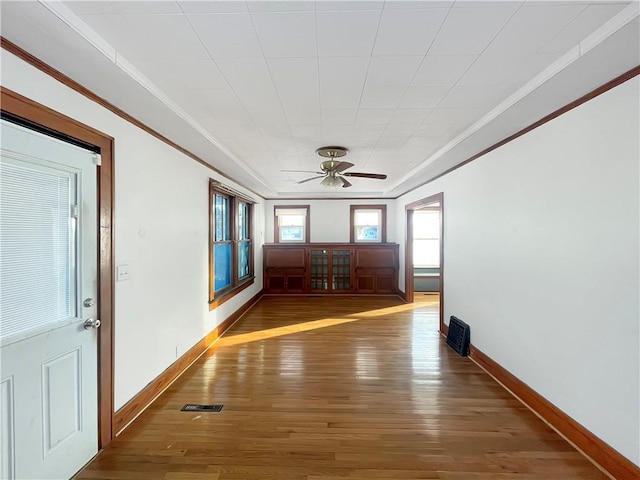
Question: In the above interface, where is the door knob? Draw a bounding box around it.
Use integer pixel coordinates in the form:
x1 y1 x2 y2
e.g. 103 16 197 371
83 298 95 307
83 318 101 330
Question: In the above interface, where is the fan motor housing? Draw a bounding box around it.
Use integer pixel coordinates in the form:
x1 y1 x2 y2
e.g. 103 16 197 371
316 146 348 158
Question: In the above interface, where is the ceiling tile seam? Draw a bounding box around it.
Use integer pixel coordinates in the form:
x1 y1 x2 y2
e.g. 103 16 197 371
353 8 388 169
377 2 455 160
579 1 640 56
312 7 324 169
403 2 454 89
244 9 295 177
388 0 528 184
537 3 591 55
178 8 282 188
260 58 296 173
175 1 187 15
47 2 273 190
429 0 525 107
382 44 584 195
111 55 270 189
391 1 525 174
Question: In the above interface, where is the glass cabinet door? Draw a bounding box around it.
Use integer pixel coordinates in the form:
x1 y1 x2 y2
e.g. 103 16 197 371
332 250 351 291
310 249 329 290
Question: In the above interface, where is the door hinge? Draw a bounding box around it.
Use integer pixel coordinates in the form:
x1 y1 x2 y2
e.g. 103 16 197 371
92 153 102 166
71 204 79 219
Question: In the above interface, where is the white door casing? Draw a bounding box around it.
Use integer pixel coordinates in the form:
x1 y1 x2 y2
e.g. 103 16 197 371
0 119 98 479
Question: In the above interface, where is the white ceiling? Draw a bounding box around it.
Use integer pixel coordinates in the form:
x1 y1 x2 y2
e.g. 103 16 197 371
1 1 638 198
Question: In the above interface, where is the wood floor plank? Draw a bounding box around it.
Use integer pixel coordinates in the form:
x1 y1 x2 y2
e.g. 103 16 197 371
75 295 608 479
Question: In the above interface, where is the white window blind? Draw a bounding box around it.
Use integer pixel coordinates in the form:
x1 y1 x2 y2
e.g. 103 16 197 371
0 157 77 342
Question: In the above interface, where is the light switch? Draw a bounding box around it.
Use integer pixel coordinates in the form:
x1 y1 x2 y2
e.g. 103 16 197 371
116 264 130 282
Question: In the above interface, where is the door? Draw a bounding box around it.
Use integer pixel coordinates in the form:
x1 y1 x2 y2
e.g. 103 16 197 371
0 119 99 479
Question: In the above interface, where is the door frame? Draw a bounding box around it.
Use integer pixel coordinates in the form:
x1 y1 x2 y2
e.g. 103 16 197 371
405 192 444 333
1 88 115 448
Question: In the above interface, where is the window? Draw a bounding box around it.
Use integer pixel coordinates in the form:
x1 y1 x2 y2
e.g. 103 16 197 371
350 205 387 243
413 209 440 267
209 181 254 307
274 206 310 243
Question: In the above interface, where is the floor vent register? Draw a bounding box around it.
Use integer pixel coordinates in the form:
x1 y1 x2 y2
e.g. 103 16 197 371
180 404 224 412
446 315 470 356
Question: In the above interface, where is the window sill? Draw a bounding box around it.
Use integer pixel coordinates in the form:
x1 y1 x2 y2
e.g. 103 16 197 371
209 276 255 311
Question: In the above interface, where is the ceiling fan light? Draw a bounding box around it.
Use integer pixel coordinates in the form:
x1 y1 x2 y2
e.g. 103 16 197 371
321 175 342 188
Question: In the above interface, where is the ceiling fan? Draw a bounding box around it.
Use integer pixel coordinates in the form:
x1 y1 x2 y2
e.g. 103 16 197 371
283 146 387 188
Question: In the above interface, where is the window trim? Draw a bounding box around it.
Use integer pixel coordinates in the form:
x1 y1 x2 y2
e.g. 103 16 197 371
209 180 255 310
274 205 310 243
350 204 387 243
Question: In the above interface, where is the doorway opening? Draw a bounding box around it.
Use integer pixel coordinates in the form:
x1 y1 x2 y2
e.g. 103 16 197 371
405 193 444 333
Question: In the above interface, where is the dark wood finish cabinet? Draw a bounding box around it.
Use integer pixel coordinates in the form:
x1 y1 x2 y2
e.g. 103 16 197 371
264 246 306 293
263 243 398 295
354 247 397 294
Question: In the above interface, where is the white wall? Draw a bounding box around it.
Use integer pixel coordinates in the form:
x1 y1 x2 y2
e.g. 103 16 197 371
1 50 265 410
265 198 397 243
396 77 640 465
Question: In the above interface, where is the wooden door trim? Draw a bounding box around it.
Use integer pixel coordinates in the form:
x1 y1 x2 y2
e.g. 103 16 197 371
1 87 115 448
405 193 444 333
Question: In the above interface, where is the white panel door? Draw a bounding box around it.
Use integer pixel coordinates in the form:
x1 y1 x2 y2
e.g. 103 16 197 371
0 119 99 480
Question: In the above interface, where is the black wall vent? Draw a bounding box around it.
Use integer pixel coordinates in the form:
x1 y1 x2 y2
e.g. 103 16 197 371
446 316 470 356
181 404 223 412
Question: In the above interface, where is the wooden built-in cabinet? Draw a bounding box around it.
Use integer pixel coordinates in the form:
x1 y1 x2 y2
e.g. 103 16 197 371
263 243 399 295
263 246 306 293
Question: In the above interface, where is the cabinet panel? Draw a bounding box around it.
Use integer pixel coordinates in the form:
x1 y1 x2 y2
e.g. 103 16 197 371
266 247 305 268
355 248 395 268
287 275 305 291
376 271 395 293
268 275 285 290
356 275 375 293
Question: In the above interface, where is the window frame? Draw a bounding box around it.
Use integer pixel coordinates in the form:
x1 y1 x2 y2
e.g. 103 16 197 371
208 180 255 309
350 204 387 243
274 205 310 243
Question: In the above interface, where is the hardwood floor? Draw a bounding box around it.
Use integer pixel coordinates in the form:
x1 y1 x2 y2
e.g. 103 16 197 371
76 295 607 479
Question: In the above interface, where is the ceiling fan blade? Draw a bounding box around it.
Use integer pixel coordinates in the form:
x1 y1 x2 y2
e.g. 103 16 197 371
282 169 323 174
342 172 387 180
296 175 326 184
340 177 352 188
333 161 354 173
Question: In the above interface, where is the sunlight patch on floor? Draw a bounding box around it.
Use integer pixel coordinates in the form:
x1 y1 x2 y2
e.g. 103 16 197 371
217 317 361 347
346 300 436 318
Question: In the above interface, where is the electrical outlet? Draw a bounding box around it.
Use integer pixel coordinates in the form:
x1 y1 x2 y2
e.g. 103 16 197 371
175 344 182 359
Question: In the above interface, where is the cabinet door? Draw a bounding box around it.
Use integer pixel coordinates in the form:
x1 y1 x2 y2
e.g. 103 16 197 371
331 249 351 291
375 269 395 293
309 249 329 291
267 274 286 292
265 269 305 293
286 274 305 292
355 273 375 293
